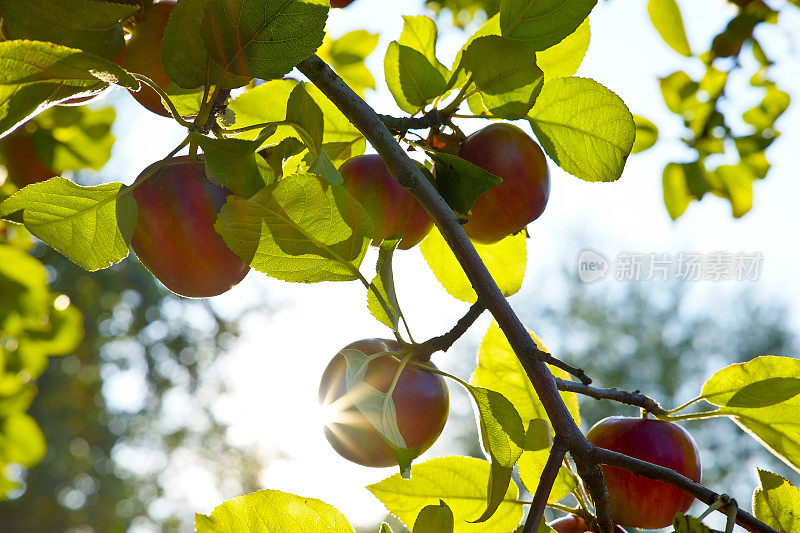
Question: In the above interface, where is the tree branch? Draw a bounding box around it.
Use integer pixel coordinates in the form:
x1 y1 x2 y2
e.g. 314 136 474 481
541 355 592 386
555 379 666 415
523 437 567 533
378 109 446 133
415 301 484 361
296 54 778 533
590 448 778 533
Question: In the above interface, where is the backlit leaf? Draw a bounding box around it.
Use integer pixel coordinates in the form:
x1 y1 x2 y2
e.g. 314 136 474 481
701 356 800 472
648 0 692 56
499 0 596 50
528 77 634 182
195 489 355 532
420 227 525 303
385 42 447 114
430 152 502 216
368 456 523 532
414 500 455 533
214 172 372 283
0 178 137 271
367 238 403 331
752 469 800 532
536 19 590 80
632 115 658 154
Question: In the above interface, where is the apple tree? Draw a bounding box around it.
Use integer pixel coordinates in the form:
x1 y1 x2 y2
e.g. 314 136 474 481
0 0 798 532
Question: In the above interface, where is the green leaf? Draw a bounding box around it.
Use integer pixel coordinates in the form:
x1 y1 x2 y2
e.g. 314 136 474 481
472 322 580 503
528 77 635 182
0 40 137 137
752 469 800 532
414 500 455 533
195 489 355 533
398 15 449 78
214 172 372 283
659 71 699 114
17 303 84 375
0 413 46 467
367 238 403 331
714 164 755 218
164 84 206 117
743 87 790 132
466 385 526 523
367 456 523 533
448 14 500 91
317 30 379 97
648 0 692 56
0 178 137 271
662 162 697 220
190 133 271 198
163 0 250 90
430 153 502 216
384 42 447 114
420 227 526 303
0 245 50 333
286 83 324 156
201 0 328 83
0 0 135 59
672 513 712 533
462 36 544 120
380 523 394 533
536 19 590 80
701 356 800 472
499 0 596 50
632 115 659 154
32 106 116 173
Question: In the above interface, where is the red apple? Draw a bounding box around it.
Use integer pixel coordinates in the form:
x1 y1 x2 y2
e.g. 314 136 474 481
586 417 701 528
130 155 250 298
339 154 433 250
330 0 357 7
548 514 626 533
125 1 176 117
457 123 550 244
318 338 449 467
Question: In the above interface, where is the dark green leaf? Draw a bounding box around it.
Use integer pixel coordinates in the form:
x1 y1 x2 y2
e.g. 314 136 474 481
499 0 596 50
190 133 271 198
430 152 502 216
201 0 328 83
0 0 134 58
286 83 324 156
462 36 544 119
673 513 712 533
398 15 449 78
384 42 447 114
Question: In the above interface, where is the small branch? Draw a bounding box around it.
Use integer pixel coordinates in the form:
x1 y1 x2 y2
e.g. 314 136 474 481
574 459 614 533
523 437 567 533
415 301 484 361
378 109 446 133
540 355 592 386
555 379 666 416
590 447 778 533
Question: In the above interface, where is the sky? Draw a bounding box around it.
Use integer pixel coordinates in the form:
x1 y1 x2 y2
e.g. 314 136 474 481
94 0 800 530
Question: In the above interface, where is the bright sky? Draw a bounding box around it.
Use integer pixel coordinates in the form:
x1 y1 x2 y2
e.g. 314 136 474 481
96 0 800 530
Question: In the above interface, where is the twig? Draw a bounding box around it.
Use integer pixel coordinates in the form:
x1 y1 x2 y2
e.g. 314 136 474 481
540 355 592 386
590 448 778 533
573 459 614 533
523 437 567 533
378 109 446 133
415 301 484 361
295 54 779 533
555 379 666 415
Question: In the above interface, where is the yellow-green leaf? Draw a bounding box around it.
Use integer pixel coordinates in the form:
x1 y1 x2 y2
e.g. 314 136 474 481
536 19 590 80
367 456 523 532
648 0 692 57
752 469 800 532
195 489 355 532
701 356 800 472
420 228 526 303
632 115 659 154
